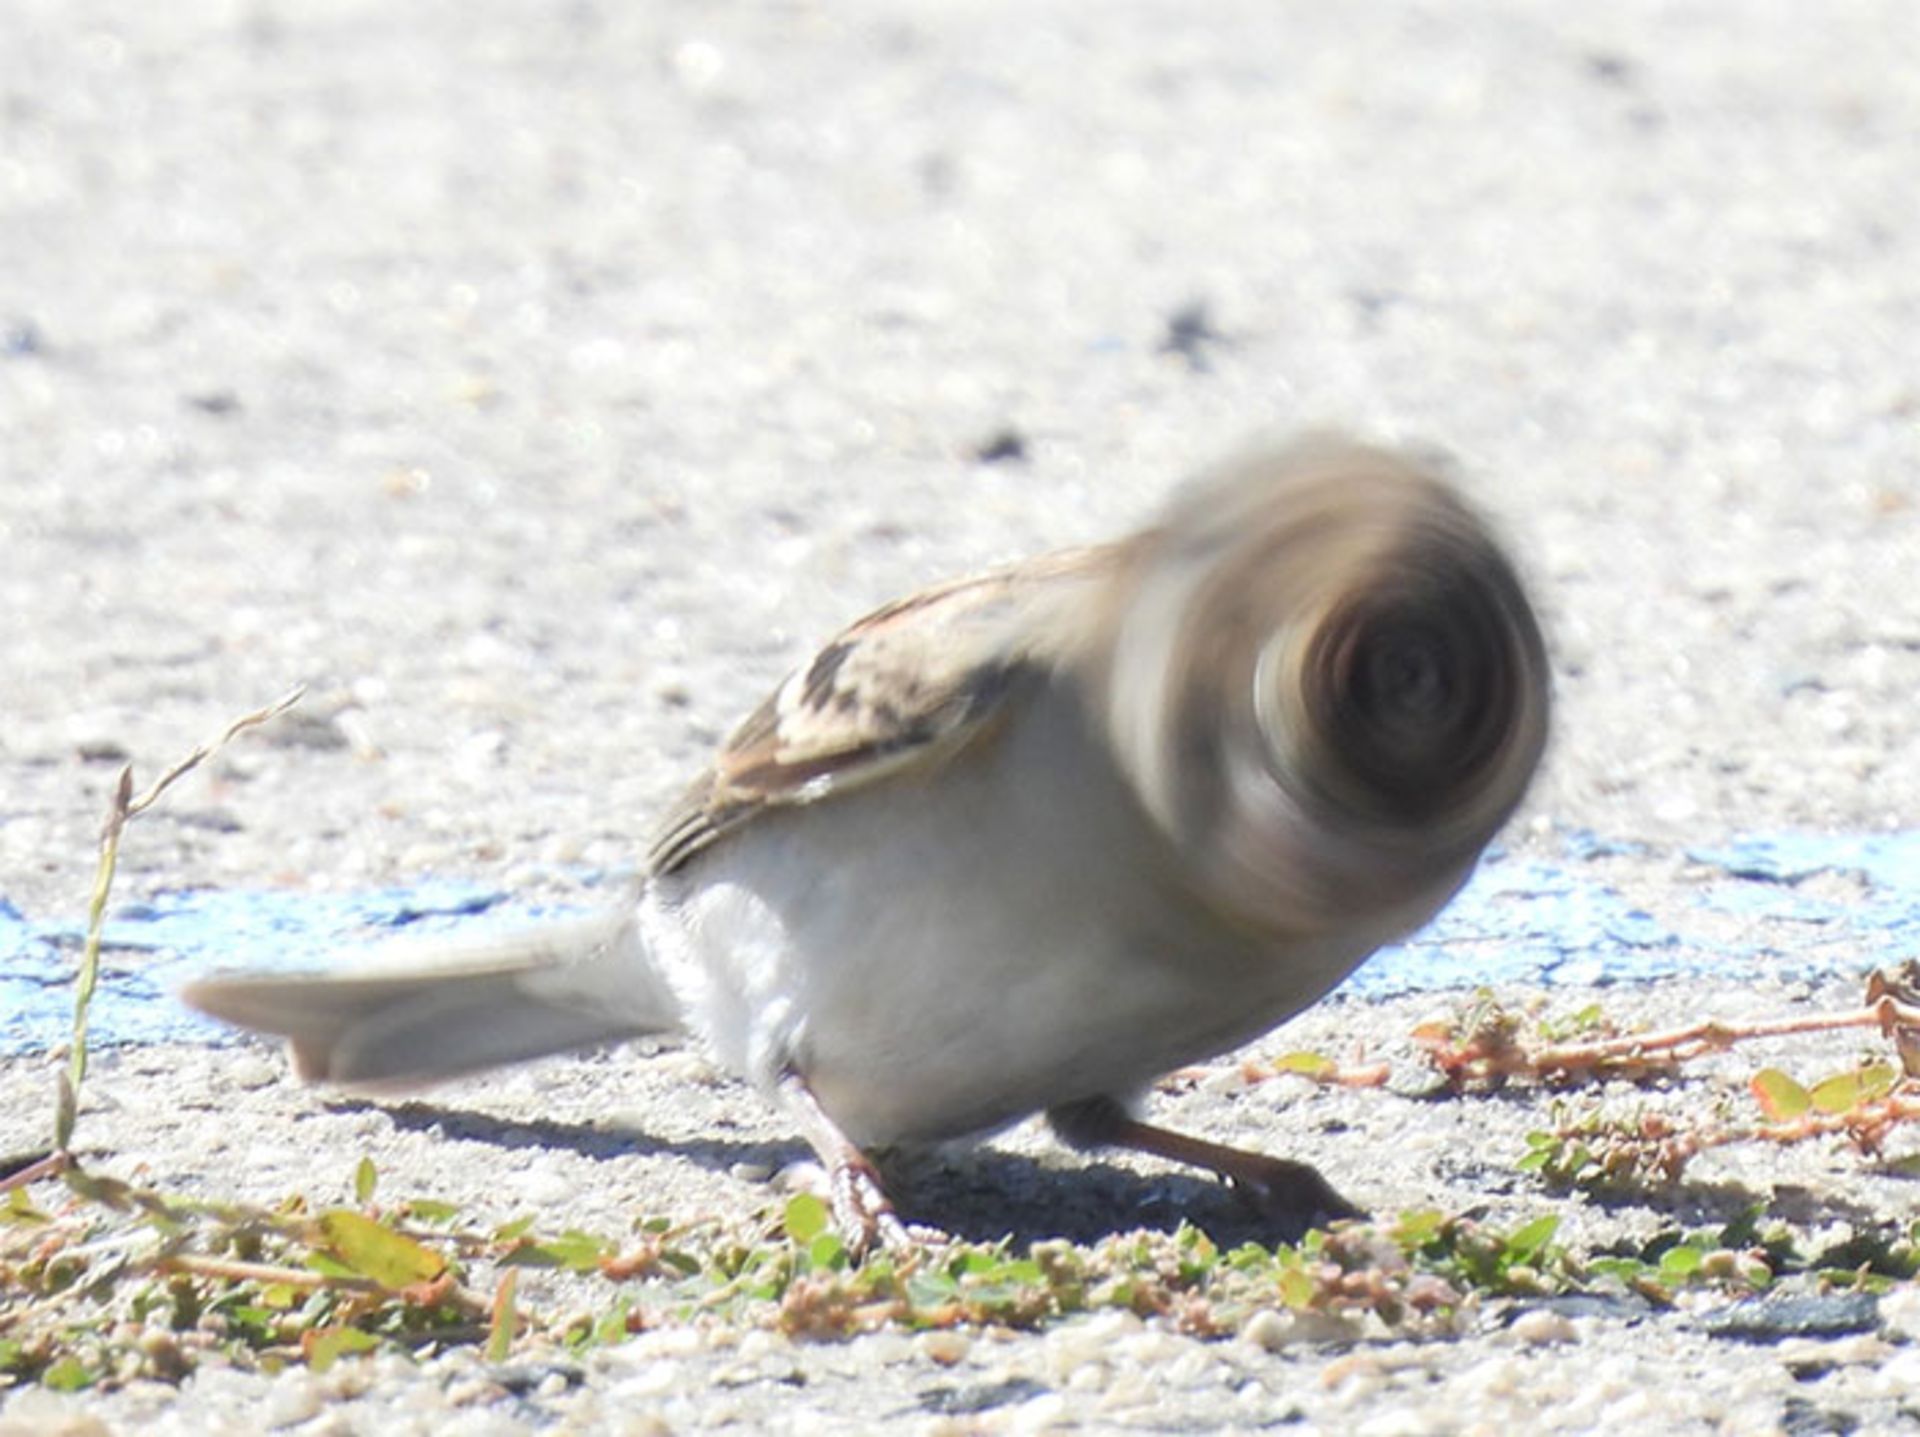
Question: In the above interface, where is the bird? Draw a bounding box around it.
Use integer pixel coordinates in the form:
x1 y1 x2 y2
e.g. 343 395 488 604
183 433 1551 1248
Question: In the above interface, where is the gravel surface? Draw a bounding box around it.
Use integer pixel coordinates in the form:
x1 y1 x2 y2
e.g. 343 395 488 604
5 1 1920 1432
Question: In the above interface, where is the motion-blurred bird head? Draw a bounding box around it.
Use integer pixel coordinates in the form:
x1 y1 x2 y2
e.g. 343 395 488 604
1100 434 1551 933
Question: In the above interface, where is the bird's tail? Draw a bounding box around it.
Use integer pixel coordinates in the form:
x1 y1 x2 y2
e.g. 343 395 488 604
179 904 678 1092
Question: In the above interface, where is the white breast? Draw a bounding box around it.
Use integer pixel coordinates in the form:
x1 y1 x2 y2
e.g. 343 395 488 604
638 683 1461 1148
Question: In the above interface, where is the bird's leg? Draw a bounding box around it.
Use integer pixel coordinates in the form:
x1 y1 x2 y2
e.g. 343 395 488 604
1048 1095 1365 1225
776 1070 912 1254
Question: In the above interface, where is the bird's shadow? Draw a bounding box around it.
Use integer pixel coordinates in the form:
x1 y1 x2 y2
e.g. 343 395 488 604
346 1096 1299 1246
347 1094 1906 1246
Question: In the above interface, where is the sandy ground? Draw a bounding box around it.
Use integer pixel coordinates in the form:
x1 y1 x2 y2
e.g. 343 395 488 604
5 1 1920 1431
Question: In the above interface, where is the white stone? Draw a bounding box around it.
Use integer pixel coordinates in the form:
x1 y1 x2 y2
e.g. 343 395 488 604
1508 1308 1577 1346
915 1329 971 1367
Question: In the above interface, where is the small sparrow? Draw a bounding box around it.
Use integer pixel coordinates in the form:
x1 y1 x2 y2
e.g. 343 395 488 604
185 434 1550 1247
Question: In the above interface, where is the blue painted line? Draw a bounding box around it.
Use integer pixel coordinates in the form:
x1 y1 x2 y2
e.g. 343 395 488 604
1 880 525 1055
2 832 1917 1055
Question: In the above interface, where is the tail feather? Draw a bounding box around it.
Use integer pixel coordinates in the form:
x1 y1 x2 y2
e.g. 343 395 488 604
180 907 680 1091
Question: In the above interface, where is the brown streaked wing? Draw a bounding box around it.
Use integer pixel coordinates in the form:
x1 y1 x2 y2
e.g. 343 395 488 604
645 546 1117 875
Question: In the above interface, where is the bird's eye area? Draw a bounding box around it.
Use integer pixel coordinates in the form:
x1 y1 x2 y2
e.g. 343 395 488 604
1295 578 1517 823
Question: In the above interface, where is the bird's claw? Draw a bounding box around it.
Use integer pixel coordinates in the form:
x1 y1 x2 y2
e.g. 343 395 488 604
830 1153 915 1254
1226 1154 1366 1228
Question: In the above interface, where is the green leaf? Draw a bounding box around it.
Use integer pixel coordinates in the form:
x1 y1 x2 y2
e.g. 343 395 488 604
305 1252 357 1279
487 1270 518 1364
1503 1214 1560 1265
42 1355 95 1391
783 1192 830 1246
224 1304 276 1341
1658 1245 1704 1279
1392 1209 1447 1248
1750 1069 1811 1121
493 1214 536 1242
1819 1268 1896 1294
404 1199 462 1225
905 1271 959 1308
308 1326 379 1372
588 1296 634 1349
503 1228 614 1272
1277 1264 1316 1310
1272 1051 1337 1080
658 1247 703 1277
1002 1258 1046 1286
2 1188 48 1226
1810 1071 1862 1114
1860 1060 1901 1101
1584 1256 1650 1284
318 1210 447 1289
1537 1002 1610 1041
1809 1062 1898 1115
353 1157 378 1205
807 1231 847 1271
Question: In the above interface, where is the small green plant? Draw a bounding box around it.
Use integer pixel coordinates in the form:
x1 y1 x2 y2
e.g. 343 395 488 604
2 688 305 1195
1517 1052 1920 1197
11 1149 1820 1390
1416 983 1920 1094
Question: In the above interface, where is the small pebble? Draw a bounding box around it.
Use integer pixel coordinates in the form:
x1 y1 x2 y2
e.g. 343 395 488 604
916 1330 971 1367
259 1367 326 1429
1454 1355 1524 1400
444 1376 505 1407
735 1330 786 1361
1354 1410 1440 1437
1064 1363 1107 1393
288 1410 356 1437
1239 1308 1291 1352
631 1327 709 1360
1002 1391 1067 1433
606 1362 682 1400
226 1054 279 1090
511 1160 577 1206
1115 1329 1190 1365
0 1397 112 1437
1508 1308 1577 1346
1775 1333 1890 1370
1877 1283 1920 1340
655 1050 720 1084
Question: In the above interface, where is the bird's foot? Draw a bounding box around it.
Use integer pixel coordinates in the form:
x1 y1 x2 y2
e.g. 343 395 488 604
776 1071 934 1254
1218 1152 1365 1227
828 1150 914 1254
1048 1094 1366 1232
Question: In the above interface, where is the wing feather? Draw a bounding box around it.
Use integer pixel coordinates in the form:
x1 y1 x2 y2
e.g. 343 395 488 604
646 546 1115 874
